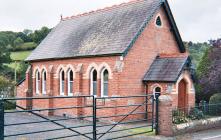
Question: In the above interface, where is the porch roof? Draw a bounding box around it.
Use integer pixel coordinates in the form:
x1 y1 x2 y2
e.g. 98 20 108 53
143 56 189 82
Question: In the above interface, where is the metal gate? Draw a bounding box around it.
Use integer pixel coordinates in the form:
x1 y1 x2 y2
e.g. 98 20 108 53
0 94 159 140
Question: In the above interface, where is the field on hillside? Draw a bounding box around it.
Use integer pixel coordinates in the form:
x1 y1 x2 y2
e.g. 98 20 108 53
10 51 32 61
7 51 32 69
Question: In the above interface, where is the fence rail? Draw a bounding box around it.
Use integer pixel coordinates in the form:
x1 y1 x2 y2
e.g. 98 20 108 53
172 103 221 124
0 94 159 140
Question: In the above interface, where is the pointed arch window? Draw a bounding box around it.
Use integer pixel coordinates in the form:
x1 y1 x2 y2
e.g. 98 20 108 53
67 69 74 96
90 69 97 96
42 70 47 94
36 70 40 94
101 69 109 97
60 70 65 95
156 16 162 27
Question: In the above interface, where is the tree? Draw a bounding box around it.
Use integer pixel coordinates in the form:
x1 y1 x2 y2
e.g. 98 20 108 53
13 37 24 47
196 38 221 102
209 38 221 47
23 29 32 36
0 45 11 70
29 27 51 44
17 32 32 42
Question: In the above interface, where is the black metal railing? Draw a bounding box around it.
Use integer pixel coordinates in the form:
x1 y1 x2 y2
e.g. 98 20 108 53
0 94 159 140
94 94 159 140
1 95 94 140
172 103 221 124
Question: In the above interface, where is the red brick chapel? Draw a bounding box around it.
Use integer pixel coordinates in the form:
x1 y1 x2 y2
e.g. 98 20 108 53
17 0 195 117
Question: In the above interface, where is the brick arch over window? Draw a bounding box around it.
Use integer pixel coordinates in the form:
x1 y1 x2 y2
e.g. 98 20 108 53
98 63 113 79
151 84 163 93
55 65 66 78
84 63 99 79
33 66 41 78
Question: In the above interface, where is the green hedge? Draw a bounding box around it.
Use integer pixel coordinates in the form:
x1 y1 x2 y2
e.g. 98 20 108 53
209 93 221 116
8 42 37 51
209 93 221 104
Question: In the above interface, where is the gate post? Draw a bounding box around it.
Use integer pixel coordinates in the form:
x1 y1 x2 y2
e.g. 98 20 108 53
0 99 4 140
93 96 97 140
155 94 159 135
158 95 173 136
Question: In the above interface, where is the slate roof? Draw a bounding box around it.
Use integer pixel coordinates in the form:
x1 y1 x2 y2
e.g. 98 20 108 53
26 0 185 61
143 57 188 82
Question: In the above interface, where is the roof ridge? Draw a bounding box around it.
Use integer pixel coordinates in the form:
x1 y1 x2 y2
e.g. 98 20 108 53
159 53 189 58
62 0 145 21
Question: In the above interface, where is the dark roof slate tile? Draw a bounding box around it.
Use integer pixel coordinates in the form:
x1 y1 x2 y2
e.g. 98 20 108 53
26 0 162 61
143 57 188 82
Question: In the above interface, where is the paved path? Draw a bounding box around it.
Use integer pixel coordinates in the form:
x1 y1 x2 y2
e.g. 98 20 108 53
4 113 153 140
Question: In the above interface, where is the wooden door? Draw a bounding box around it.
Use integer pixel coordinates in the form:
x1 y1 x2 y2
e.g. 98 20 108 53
178 79 186 109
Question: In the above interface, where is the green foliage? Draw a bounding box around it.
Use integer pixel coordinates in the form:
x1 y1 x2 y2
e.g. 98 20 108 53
13 37 24 47
29 26 51 44
10 50 32 61
196 48 211 77
0 45 11 70
17 61 29 82
17 31 32 42
4 101 16 110
172 110 188 124
209 94 221 104
0 26 50 52
185 41 211 68
129 127 155 136
209 94 221 116
0 31 17 47
188 108 204 120
0 75 12 88
0 75 15 97
11 42 37 52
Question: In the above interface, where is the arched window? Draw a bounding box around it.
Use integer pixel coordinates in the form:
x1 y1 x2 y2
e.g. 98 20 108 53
153 87 161 99
36 70 40 94
156 16 162 27
42 70 47 94
90 69 97 96
67 69 74 96
60 70 65 95
101 69 109 97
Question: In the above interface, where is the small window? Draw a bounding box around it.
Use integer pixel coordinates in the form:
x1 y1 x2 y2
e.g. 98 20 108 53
60 70 65 95
68 70 74 96
101 69 109 97
42 70 47 94
90 69 97 96
153 87 161 99
36 70 40 94
156 16 162 27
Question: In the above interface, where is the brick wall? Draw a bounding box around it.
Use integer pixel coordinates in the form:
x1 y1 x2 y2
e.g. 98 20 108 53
16 7 194 120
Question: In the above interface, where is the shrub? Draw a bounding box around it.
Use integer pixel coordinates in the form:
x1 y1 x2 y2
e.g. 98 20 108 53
188 108 204 120
209 93 221 116
172 110 188 124
209 93 221 104
4 101 16 110
10 42 37 51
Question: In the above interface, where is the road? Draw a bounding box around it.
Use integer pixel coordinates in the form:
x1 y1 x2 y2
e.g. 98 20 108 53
175 128 221 140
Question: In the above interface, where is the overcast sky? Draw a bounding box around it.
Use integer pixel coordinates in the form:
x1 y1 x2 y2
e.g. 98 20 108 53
0 0 220 42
